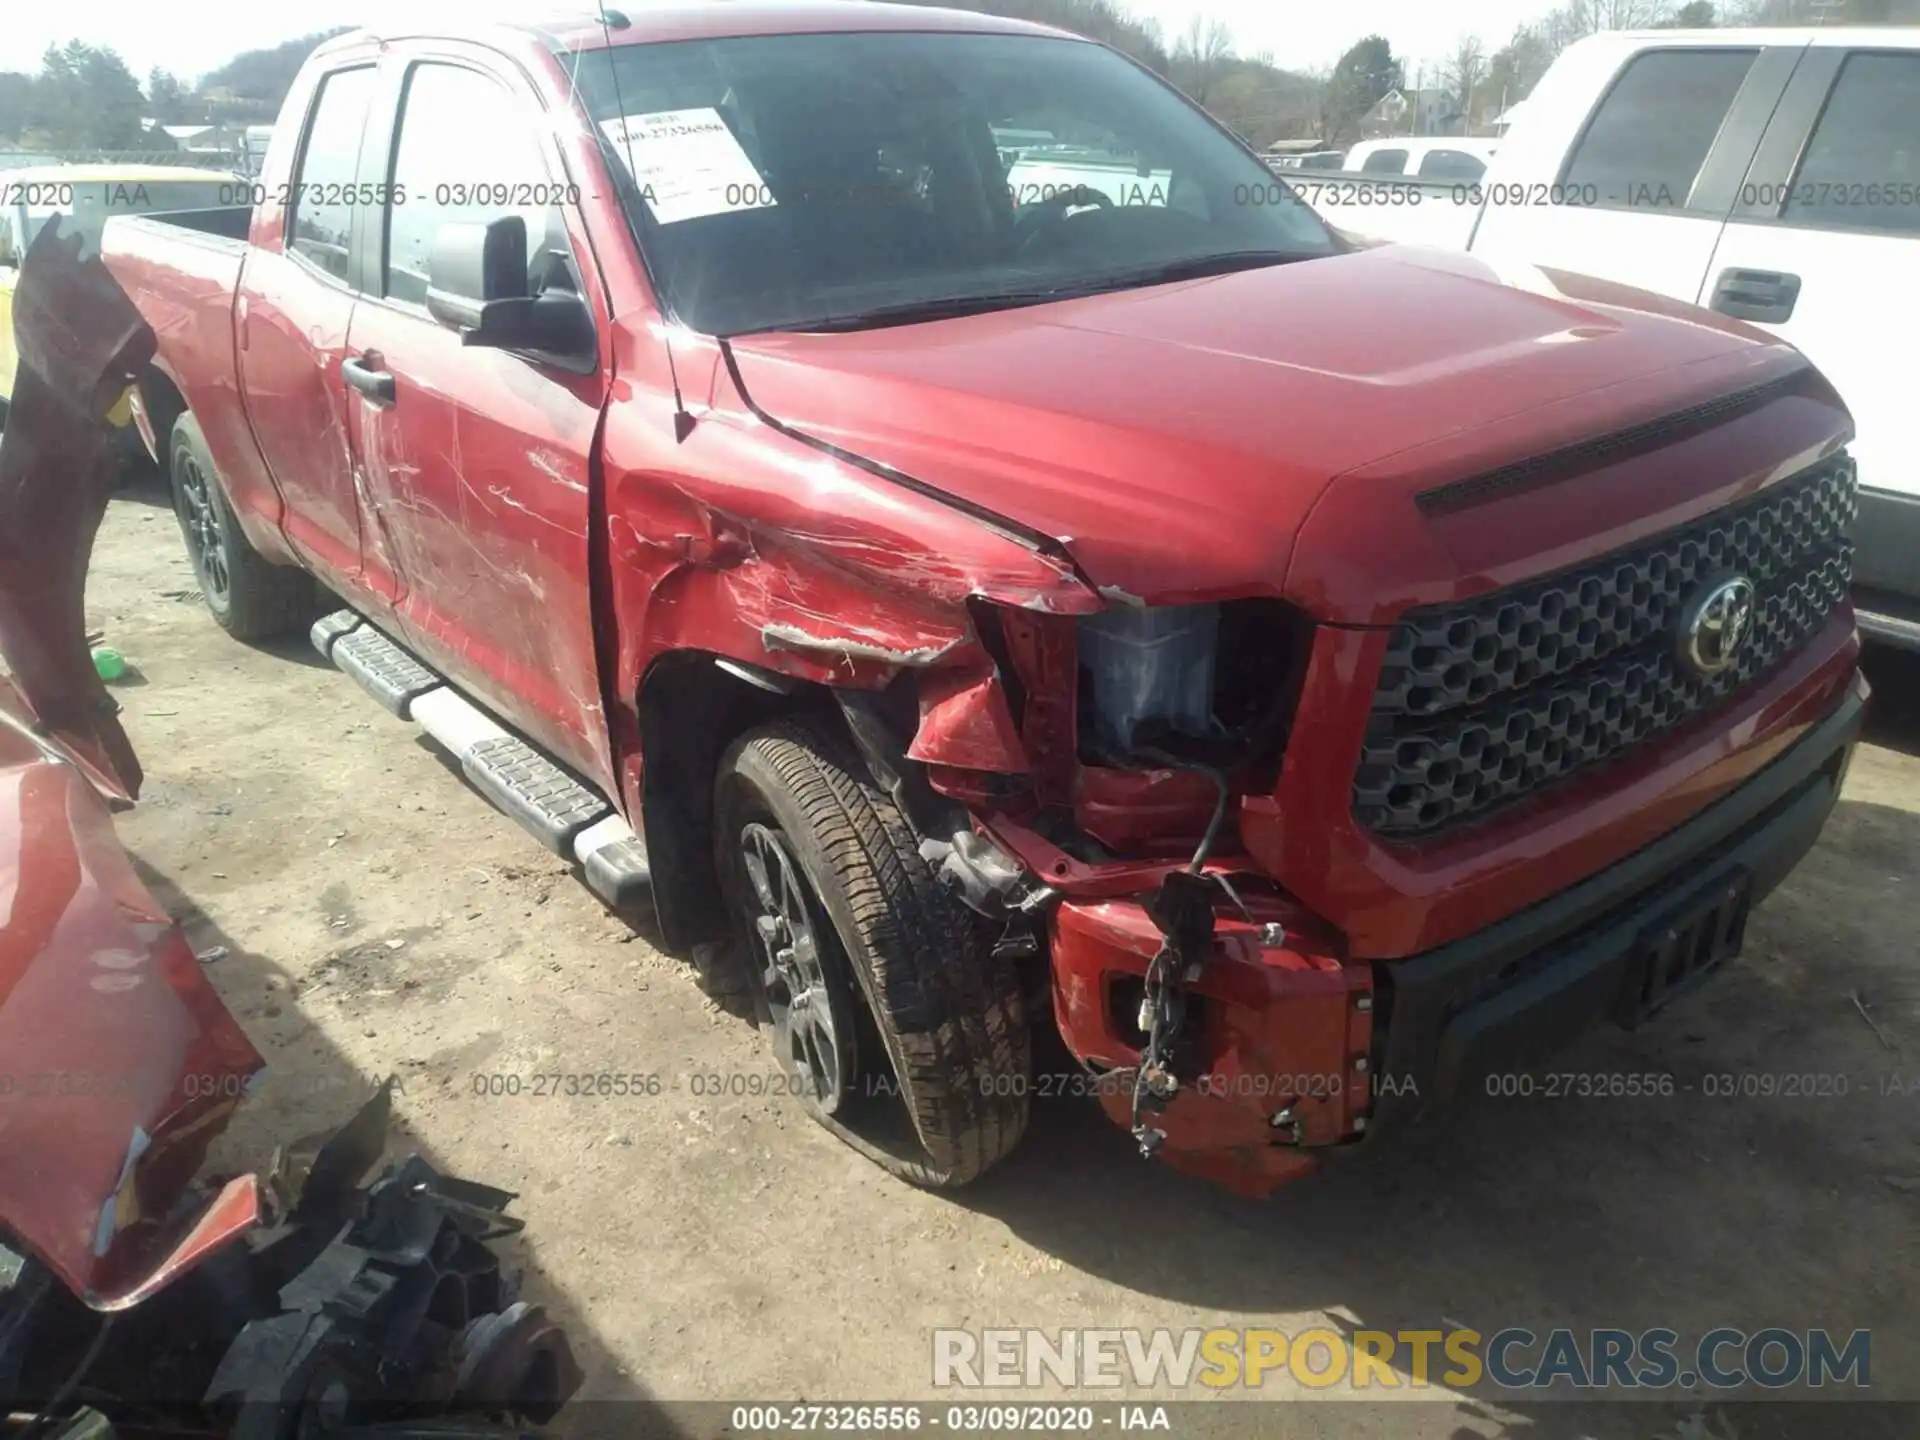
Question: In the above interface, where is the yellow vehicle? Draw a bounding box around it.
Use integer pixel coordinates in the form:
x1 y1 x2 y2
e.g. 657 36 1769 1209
0 164 243 429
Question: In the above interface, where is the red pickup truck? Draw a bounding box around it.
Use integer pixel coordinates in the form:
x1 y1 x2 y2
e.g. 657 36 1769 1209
102 1 1866 1195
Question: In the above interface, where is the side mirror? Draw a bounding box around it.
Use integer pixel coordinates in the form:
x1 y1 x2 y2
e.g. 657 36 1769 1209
426 216 593 363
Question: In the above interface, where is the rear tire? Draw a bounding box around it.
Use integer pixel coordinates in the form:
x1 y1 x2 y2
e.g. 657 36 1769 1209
170 412 313 639
714 718 1030 1187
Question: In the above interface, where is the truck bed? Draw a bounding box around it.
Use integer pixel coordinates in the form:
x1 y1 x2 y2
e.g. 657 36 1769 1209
101 209 252 490
104 208 251 266
102 210 251 370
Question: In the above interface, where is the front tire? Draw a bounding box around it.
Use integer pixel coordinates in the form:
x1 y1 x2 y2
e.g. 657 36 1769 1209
170 412 312 639
714 719 1030 1187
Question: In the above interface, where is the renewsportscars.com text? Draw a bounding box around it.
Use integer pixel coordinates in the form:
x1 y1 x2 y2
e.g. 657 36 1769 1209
932 1326 1870 1392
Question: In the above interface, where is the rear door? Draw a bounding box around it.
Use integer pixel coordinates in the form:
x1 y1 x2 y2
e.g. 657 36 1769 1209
236 60 387 604
340 46 616 794
1470 42 1799 301
1702 43 1920 621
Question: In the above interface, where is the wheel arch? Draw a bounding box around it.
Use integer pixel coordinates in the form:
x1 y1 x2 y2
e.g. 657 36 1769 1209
635 649 967 953
636 650 842 953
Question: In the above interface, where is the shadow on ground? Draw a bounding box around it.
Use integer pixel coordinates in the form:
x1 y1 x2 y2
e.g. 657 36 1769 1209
111 459 172 508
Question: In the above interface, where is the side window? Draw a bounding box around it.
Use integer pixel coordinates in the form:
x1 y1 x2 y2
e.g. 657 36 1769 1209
1562 49 1756 210
289 66 375 281
1418 148 1486 181
1360 148 1407 175
384 64 563 307
1783 52 1920 236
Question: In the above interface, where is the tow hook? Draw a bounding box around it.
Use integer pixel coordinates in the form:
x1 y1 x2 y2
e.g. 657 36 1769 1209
1129 869 1217 1158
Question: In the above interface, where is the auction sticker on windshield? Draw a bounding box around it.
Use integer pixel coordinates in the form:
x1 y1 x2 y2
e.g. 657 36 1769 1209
600 108 776 225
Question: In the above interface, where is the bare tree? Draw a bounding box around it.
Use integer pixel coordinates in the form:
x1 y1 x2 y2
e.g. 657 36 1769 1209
1301 64 1338 144
1444 35 1487 125
1553 0 1678 34
1172 15 1235 103
1485 0 1680 112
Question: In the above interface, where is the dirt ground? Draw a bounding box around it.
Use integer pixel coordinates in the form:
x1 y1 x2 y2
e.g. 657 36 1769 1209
59 475 1920 1438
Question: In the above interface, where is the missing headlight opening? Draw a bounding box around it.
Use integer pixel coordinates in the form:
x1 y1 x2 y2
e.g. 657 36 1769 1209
1076 599 1307 785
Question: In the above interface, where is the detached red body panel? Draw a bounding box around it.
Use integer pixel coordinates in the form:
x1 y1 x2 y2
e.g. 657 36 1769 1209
0 702 264 1306
0 222 263 1305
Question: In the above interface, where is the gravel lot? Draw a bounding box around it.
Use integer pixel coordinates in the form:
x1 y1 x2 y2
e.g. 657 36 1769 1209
59 475 1920 1439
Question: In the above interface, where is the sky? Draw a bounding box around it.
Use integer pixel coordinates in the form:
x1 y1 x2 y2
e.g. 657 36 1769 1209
0 0 1568 87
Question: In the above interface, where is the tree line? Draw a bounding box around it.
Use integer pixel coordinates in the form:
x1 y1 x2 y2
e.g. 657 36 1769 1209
928 0 1916 150
0 31 345 151
1 0 1913 157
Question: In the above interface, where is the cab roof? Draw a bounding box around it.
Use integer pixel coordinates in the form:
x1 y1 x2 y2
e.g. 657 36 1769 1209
322 0 1069 57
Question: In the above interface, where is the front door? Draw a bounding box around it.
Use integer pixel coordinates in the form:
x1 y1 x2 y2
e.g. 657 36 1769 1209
342 51 614 793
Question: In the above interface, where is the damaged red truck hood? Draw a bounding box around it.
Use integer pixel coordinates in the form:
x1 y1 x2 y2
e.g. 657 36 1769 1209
725 244 1816 610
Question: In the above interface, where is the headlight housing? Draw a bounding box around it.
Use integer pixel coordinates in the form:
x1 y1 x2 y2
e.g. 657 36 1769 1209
1076 599 1311 782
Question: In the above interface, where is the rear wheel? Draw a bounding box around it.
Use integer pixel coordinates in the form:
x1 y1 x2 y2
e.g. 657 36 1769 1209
714 719 1030 1187
170 412 313 639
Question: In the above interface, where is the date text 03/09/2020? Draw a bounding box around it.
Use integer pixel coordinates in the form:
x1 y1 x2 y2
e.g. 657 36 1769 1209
730 1405 1170 1433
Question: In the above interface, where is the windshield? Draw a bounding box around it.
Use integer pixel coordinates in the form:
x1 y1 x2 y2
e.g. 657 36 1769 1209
567 32 1337 335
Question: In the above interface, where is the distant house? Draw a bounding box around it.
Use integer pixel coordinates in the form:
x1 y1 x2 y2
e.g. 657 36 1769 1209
1361 87 1464 139
159 122 248 162
1265 137 1331 156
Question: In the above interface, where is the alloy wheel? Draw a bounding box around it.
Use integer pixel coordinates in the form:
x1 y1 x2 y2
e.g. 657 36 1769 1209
735 821 858 1114
174 449 230 602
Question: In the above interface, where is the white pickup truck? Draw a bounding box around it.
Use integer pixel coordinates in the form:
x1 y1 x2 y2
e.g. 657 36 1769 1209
1305 28 1920 648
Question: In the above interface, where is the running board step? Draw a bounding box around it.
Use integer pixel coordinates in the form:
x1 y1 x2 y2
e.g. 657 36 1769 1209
310 608 362 659
1858 606 1920 652
463 735 610 853
572 814 655 911
319 617 651 910
332 625 442 719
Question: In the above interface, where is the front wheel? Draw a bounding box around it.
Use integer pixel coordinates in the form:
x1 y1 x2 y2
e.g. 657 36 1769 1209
714 719 1030 1187
170 412 313 639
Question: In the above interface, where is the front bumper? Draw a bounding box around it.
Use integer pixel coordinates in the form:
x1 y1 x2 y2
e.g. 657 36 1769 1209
1044 673 1865 1194
1371 670 1863 1130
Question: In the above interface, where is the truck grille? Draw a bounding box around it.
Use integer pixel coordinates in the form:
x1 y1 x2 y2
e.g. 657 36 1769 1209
1353 459 1856 838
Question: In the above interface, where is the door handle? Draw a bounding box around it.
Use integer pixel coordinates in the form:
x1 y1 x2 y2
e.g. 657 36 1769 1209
1709 268 1801 324
341 353 396 405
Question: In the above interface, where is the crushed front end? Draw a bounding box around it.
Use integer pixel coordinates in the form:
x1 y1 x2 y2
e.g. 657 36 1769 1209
905 380 1866 1197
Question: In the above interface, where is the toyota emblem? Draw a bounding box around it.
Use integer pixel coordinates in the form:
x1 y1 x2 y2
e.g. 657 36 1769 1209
1679 575 1757 677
